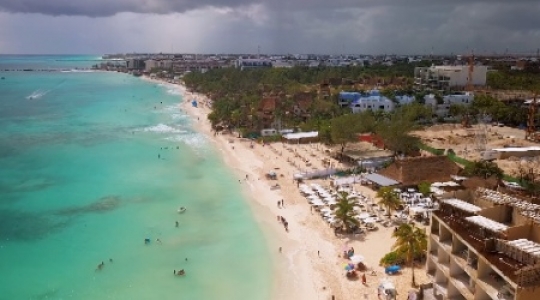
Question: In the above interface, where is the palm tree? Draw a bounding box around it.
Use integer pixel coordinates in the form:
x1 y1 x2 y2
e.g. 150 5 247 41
392 223 428 287
334 192 359 233
377 187 401 217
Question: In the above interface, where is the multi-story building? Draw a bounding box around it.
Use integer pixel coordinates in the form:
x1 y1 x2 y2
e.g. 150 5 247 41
425 92 474 117
338 90 395 113
427 187 540 300
236 59 272 70
414 65 488 89
126 59 146 71
144 59 157 72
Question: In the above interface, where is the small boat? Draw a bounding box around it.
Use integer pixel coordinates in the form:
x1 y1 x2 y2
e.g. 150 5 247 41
177 207 187 213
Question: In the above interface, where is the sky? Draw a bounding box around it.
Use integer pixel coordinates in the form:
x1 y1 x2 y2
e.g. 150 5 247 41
0 0 539 55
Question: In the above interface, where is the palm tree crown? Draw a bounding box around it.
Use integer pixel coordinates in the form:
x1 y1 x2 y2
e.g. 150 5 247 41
392 223 428 286
377 187 401 217
334 192 359 233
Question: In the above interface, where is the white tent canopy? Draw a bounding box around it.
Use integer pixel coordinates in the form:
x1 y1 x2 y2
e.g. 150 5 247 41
283 131 318 140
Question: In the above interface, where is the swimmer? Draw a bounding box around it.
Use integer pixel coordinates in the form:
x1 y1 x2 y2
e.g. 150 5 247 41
96 261 104 271
109 258 113 263
175 221 179 227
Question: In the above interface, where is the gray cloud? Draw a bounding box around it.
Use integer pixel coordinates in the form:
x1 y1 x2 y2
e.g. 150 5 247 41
0 0 538 17
0 1 539 54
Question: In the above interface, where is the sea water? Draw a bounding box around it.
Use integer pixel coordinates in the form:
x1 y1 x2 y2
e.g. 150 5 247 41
0 56 272 300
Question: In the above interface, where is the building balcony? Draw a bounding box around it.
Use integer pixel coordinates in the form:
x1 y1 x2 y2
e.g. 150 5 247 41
431 228 440 237
451 254 477 278
429 250 439 262
434 281 449 296
450 274 475 300
438 260 451 276
439 238 453 253
476 276 508 300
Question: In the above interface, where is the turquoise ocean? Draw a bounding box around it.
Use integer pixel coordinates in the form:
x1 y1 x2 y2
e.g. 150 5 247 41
0 56 272 300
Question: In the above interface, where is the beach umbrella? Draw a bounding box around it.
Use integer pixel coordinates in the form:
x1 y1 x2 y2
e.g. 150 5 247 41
364 217 378 223
358 212 371 219
349 255 364 264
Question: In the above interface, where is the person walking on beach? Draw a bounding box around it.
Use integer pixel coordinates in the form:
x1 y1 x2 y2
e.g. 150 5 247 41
361 273 367 285
279 247 282 253
281 199 285 207
277 201 281 208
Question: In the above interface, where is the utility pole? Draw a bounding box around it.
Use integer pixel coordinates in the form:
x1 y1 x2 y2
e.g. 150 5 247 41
257 45 260 59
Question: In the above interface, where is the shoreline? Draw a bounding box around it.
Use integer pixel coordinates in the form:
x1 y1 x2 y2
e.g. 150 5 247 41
176 85 324 300
142 76 430 300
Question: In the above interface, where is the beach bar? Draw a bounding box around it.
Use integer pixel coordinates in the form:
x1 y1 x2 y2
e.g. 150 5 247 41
282 131 319 144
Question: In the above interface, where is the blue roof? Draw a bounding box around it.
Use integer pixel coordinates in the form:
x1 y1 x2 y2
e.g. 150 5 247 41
340 90 383 102
339 92 361 101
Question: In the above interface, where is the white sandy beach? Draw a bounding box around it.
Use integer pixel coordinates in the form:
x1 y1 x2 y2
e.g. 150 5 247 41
160 78 429 300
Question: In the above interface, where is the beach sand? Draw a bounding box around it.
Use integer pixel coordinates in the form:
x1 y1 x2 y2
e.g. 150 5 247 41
174 82 430 300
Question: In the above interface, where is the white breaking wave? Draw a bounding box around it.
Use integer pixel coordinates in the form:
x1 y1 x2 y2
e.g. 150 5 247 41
171 113 188 120
156 82 185 96
141 124 187 133
61 69 96 73
165 133 208 152
26 89 49 100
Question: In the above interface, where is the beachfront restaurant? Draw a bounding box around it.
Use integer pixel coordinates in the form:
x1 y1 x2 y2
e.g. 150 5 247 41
281 131 319 144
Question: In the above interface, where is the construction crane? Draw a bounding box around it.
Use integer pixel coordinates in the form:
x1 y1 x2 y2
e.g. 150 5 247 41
466 52 475 92
462 52 475 128
525 94 539 142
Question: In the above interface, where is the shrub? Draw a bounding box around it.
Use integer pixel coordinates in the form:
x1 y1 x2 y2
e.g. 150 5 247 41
379 251 406 266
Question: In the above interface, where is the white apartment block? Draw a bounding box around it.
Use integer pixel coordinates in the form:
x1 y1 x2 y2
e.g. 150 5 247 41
427 188 540 300
415 66 488 89
350 97 395 113
144 59 157 72
425 93 474 117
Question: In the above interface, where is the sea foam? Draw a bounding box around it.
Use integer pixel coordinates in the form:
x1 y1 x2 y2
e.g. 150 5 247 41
141 123 186 133
26 89 49 100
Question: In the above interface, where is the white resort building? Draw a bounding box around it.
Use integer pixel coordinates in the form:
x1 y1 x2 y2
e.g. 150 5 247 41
414 65 488 89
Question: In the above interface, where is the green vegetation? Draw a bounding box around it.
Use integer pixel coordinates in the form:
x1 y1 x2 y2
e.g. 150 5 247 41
334 192 360 233
184 65 432 156
487 71 540 91
391 224 428 286
417 182 431 197
377 187 401 216
379 250 406 266
463 160 504 180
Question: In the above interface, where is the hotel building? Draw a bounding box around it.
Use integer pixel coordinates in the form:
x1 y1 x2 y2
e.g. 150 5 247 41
427 188 540 300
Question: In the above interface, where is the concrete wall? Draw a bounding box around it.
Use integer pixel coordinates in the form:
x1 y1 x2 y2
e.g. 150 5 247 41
516 285 540 300
478 206 510 223
506 225 531 241
528 224 540 244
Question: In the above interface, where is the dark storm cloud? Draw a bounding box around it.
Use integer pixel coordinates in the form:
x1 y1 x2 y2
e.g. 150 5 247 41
0 0 538 17
0 0 250 16
0 0 539 54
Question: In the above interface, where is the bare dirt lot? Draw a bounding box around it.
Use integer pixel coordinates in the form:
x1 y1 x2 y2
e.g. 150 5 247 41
412 124 540 178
